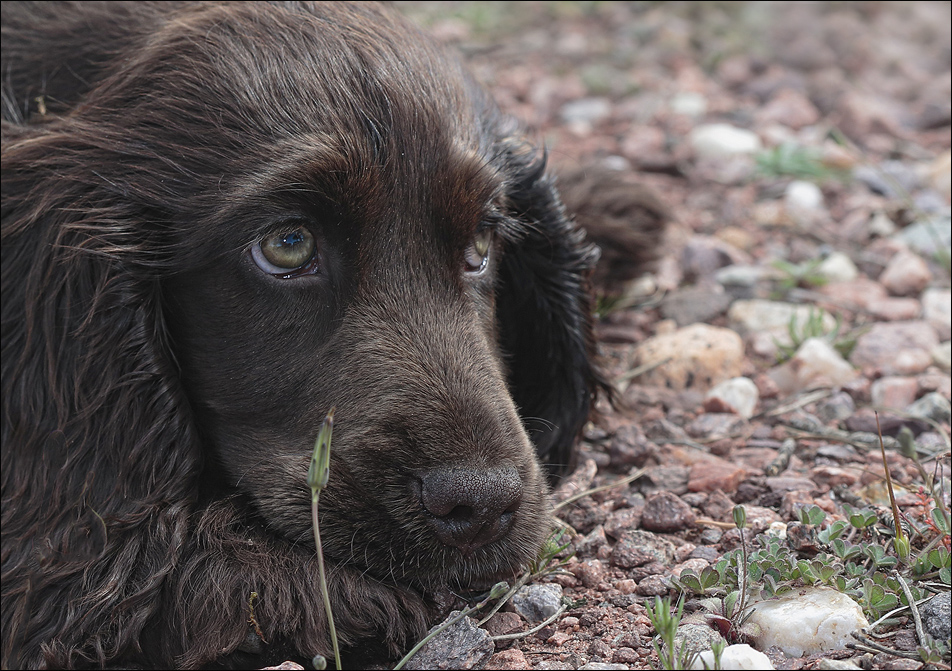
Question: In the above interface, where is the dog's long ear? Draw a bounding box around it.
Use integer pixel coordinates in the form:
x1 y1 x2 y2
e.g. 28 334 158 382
1 2 167 121
555 165 669 296
495 147 602 481
1 122 202 669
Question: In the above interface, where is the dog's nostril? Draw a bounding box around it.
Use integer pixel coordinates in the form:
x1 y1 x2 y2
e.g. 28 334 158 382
445 505 474 523
418 466 523 552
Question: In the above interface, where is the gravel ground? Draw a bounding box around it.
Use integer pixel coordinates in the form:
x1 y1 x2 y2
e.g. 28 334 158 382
287 2 952 670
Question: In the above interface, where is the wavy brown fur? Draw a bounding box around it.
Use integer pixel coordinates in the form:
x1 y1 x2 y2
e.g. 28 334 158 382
1 2 661 668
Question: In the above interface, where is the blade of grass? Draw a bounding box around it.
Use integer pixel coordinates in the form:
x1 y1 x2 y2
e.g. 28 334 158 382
875 412 909 564
308 408 341 671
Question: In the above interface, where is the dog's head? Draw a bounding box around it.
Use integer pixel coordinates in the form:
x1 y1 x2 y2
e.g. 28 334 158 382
147 1 598 590
1 2 598 665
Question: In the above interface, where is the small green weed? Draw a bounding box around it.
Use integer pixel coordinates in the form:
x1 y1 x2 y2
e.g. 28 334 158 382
673 424 949 663
645 596 697 671
771 258 828 294
755 142 850 182
773 307 859 363
674 491 950 661
308 408 341 671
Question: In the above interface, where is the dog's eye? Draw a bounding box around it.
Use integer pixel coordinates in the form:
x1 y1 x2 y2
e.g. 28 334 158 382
464 229 492 274
252 226 317 276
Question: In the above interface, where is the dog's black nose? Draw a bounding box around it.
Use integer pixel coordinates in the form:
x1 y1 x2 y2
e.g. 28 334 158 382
419 466 523 553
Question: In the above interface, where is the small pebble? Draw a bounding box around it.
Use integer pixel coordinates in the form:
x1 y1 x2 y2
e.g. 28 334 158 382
403 611 494 671
511 584 563 624
768 338 858 394
906 392 952 423
690 123 762 159
640 491 697 532
784 180 825 223
919 592 951 644
922 287 952 340
704 376 759 419
816 252 858 283
879 249 932 296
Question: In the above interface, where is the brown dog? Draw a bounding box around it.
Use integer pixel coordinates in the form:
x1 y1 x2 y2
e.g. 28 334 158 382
1 2 662 668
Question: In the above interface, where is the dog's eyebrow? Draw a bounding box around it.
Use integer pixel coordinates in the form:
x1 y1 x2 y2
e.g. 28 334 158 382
439 142 507 211
234 132 367 197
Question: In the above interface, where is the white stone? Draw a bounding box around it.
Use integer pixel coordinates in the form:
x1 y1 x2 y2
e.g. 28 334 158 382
705 377 759 419
869 210 898 237
690 644 775 670
891 349 934 375
765 521 788 538
933 341 952 371
748 586 869 657
690 124 762 159
728 299 836 335
816 252 858 283
922 288 952 340
560 97 612 125
634 324 745 392
671 91 708 118
767 337 858 395
785 180 825 213
716 264 778 288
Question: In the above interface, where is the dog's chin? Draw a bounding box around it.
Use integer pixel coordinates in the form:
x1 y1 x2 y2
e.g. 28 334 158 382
401 539 536 599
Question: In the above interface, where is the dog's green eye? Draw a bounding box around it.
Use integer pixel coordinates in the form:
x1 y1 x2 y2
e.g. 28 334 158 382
252 226 316 275
465 229 492 273
262 227 314 268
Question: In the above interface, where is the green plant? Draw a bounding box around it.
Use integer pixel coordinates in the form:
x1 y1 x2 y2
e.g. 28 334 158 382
703 637 727 671
771 258 828 294
646 596 697 671
772 307 859 363
674 398 949 663
755 142 849 182
528 527 574 577
478 526 575 626
308 409 341 671
671 507 760 645
675 494 950 626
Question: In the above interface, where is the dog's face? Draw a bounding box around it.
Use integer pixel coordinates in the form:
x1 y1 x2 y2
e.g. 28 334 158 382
154 3 552 592
1 2 599 665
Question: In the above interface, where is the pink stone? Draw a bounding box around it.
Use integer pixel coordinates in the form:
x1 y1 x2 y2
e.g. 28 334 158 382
688 457 746 493
851 321 939 370
879 249 932 296
485 649 530 670
818 277 886 310
809 466 859 490
868 297 921 321
616 579 637 595
672 558 711 578
571 559 607 588
870 376 919 409
758 88 821 129
546 632 571 647
892 349 934 375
